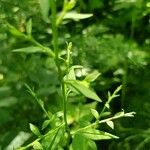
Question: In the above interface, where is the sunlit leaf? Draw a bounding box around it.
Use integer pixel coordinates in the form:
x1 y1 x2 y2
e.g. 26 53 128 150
91 109 99 119
65 80 101 102
64 11 93 20
106 121 114 129
80 129 119 140
29 123 41 137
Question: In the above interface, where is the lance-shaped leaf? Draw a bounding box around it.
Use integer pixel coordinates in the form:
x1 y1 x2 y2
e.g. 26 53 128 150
29 123 41 137
65 80 101 102
64 11 93 21
26 19 32 35
79 129 119 140
12 46 47 54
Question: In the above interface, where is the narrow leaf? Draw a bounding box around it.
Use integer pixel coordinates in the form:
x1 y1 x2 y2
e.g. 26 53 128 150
29 123 41 137
64 12 93 20
12 46 45 54
26 19 32 35
91 109 99 119
80 129 119 140
42 120 51 130
65 80 101 102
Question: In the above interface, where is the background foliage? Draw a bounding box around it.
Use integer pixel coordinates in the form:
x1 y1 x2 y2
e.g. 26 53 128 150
0 0 150 149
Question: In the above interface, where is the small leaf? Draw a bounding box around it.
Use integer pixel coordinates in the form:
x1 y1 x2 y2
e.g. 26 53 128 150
64 0 76 11
26 19 32 35
7 23 24 37
85 70 101 82
42 120 51 130
65 80 101 102
12 46 46 54
91 109 99 119
33 141 43 150
64 11 93 20
106 121 114 129
80 129 119 140
114 110 125 117
39 0 50 22
29 123 41 137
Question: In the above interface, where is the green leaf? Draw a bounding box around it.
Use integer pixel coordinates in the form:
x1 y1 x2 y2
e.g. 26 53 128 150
85 70 101 82
106 121 114 129
91 109 99 119
12 46 46 54
64 11 93 20
0 97 18 107
72 134 88 150
33 141 43 150
39 0 50 22
42 120 51 130
26 19 32 35
7 23 24 37
29 123 41 137
64 0 76 11
80 129 119 140
65 80 101 102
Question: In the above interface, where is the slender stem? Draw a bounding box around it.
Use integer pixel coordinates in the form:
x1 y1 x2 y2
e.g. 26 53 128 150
50 0 70 148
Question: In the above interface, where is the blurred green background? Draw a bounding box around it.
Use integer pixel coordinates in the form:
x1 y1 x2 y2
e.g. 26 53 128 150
0 0 150 149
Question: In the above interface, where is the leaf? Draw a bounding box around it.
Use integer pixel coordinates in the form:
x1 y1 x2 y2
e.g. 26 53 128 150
67 65 83 80
85 70 101 82
65 80 101 102
72 134 88 150
26 19 32 35
29 123 41 137
5 132 31 150
64 0 76 11
7 23 24 37
106 121 114 129
80 129 119 140
33 141 43 150
12 46 46 54
91 109 99 119
64 11 93 20
114 110 125 117
39 0 50 22
42 120 51 130
0 97 18 107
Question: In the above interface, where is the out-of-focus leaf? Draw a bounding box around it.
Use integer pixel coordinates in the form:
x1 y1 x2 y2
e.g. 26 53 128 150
64 11 93 20
26 19 32 35
5 132 31 150
12 46 46 54
0 97 18 107
39 0 50 22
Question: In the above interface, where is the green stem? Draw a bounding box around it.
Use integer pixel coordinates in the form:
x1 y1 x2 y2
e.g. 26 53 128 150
50 0 70 148
121 62 127 107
